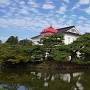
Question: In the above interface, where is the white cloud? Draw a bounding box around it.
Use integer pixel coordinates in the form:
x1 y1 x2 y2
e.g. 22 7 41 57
79 16 87 20
76 24 90 34
46 0 53 4
69 14 77 19
13 0 20 3
59 18 66 22
17 5 30 14
19 1 25 5
20 9 29 14
42 3 55 9
66 20 73 25
42 0 55 9
28 0 39 8
63 15 68 18
9 7 17 13
0 15 49 32
0 0 11 8
0 0 11 4
87 19 90 24
63 0 70 3
0 18 27 29
85 7 90 14
77 20 83 24
29 8 39 13
72 4 79 10
6 12 13 17
56 5 67 14
0 0 90 43
79 0 89 5
72 0 89 10
28 0 35 5
58 15 67 22
0 9 6 13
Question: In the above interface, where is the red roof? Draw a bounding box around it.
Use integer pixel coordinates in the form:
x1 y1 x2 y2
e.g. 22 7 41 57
40 24 58 34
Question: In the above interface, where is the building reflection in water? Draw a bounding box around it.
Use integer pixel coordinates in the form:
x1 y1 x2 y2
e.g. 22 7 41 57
0 69 86 90
30 71 84 89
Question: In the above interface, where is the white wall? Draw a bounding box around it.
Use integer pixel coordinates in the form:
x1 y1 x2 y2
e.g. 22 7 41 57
64 33 80 45
32 33 80 45
32 36 41 44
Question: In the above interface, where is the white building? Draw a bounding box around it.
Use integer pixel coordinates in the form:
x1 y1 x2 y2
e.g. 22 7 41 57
31 25 81 45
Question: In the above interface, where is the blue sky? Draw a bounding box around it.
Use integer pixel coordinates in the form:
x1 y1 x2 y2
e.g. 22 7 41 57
0 0 90 42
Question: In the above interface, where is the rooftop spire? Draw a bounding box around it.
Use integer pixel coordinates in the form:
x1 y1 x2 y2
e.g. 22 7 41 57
50 21 52 28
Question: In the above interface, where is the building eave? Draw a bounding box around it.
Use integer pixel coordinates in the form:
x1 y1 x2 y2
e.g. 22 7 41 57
31 35 41 39
57 26 81 35
63 32 82 36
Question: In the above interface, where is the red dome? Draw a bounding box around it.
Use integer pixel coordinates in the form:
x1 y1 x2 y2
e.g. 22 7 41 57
40 24 58 34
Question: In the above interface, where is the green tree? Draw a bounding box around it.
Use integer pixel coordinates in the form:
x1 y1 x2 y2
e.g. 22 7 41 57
31 45 45 61
39 34 64 47
0 40 2 44
50 45 71 61
0 42 33 65
0 44 32 64
69 33 90 62
5 36 18 45
38 34 65 60
19 39 33 46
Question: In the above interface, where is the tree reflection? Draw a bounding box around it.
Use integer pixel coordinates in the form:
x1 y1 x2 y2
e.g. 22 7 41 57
2 84 19 90
0 69 90 90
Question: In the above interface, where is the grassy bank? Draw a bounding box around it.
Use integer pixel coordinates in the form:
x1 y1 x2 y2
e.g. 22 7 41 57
34 61 90 70
0 61 90 69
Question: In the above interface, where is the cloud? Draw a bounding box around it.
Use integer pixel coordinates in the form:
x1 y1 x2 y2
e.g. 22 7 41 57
69 14 77 19
72 0 90 15
19 1 25 5
85 7 90 14
0 14 49 32
0 0 11 8
56 5 67 14
42 0 55 9
58 15 67 22
28 0 39 8
21 0 39 13
0 17 28 29
20 8 29 14
0 0 11 4
76 24 90 34
79 16 87 20
0 0 90 42
79 0 89 5
77 20 83 24
66 20 73 25
63 0 70 3
42 3 55 9
29 8 39 13
72 0 89 10
45 0 53 4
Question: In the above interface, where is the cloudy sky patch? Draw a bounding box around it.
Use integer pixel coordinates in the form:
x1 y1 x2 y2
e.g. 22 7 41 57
0 0 90 42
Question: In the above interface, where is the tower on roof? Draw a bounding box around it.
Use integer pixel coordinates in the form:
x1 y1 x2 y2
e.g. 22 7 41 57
50 21 52 28
40 23 58 37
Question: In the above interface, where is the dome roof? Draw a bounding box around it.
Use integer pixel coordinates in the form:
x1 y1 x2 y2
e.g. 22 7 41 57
40 24 58 34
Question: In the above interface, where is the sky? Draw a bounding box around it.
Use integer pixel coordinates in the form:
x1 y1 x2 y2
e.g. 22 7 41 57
0 0 90 42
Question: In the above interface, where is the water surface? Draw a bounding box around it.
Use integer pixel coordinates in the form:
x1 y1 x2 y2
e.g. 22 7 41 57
0 68 90 90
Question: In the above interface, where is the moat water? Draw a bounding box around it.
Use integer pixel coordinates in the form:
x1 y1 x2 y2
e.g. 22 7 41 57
0 68 90 90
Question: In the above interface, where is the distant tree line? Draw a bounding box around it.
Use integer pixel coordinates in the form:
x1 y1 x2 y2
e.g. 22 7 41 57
0 33 90 66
